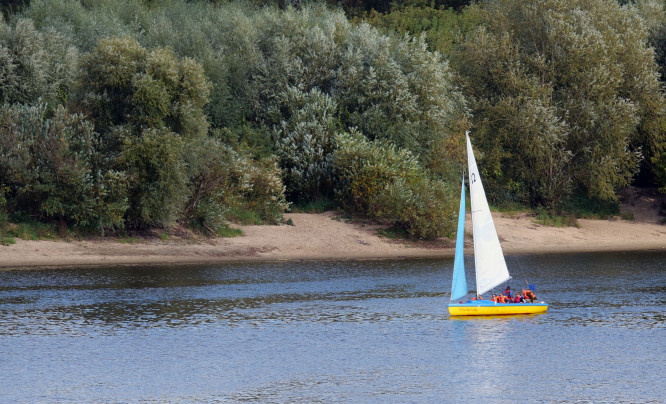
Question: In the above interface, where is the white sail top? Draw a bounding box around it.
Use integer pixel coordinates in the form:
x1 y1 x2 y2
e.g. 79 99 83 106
466 132 511 296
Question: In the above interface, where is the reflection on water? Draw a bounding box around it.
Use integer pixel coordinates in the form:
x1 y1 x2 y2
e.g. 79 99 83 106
1 252 665 402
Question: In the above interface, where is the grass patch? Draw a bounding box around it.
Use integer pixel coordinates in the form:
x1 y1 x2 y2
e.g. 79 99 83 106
491 200 530 213
534 208 579 228
377 226 410 239
217 226 242 237
5 220 58 240
620 211 635 221
0 235 16 245
227 207 262 225
290 197 337 213
285 218 294 226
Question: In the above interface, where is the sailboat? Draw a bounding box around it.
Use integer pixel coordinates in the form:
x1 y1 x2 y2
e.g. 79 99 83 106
448 132 548 316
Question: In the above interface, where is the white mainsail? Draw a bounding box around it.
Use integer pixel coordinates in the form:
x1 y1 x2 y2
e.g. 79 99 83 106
466 132 511 296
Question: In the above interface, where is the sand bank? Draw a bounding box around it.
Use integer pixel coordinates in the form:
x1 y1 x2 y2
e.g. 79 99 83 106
1 208 665 270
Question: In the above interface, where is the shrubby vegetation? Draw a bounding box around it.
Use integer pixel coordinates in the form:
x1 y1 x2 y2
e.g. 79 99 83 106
0 10 290 235
184 138 288 232
332 130 457 239
452 0 665 207
18 0 465 238
360 4 481 55
0 103 127 232
0 17 77 107
77 36 211 228
275 87 337 202
1 0 666 240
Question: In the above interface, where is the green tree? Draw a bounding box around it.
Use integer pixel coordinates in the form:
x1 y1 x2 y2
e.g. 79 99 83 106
332 130 457 239
0 103 127 231
78 36 211 228
0 16 77 107
454 0 665 206
361 4 481 55
26 1 467 197
633 0 666 191
275 87 337 202
184 138 288 232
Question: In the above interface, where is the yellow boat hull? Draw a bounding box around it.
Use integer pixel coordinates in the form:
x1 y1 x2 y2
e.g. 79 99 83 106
448 302 548 316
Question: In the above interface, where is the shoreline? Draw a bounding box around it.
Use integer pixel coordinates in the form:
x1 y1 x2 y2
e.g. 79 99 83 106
1 210 666 270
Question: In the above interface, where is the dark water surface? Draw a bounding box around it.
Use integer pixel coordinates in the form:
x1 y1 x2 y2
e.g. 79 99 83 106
1 252 665 403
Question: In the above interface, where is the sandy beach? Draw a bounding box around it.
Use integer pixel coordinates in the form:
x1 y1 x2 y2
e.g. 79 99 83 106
2 191 666 269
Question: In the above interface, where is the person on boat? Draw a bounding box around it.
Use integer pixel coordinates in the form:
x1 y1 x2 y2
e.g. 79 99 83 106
513 293 524 303
523 289 536 302
472 294 483 301
490 294 497 302
503 285 512 298
497 294 510 304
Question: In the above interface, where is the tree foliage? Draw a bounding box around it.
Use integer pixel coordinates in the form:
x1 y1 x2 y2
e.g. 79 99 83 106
633 0 666 191
360 4 481 55
0 103 127 231
2 0 665 240
275 87 337 202
25 1 467 190
77 36 211 228
332 130 457 239
454 0 665 206
0 16 77 107
184 138 289 232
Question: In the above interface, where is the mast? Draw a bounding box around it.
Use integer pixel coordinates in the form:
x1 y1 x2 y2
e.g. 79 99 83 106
466 132 511 296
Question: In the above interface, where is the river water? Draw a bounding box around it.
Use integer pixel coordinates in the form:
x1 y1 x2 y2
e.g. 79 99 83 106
1 252 664 403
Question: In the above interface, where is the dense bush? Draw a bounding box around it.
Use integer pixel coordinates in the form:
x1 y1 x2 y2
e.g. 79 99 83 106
0 103 127 231
25 0 467 192
184 138 289 232
361 5 481 55
332 131 456 239
2 0 664 241
77 36 211 228
453 0 665 206
275 87 337 202
0 16 77 107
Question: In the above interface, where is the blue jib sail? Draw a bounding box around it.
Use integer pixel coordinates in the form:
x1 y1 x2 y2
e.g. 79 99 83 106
450 177 468 301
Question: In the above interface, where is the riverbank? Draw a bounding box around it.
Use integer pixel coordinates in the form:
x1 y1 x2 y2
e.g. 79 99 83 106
1 204 665 269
